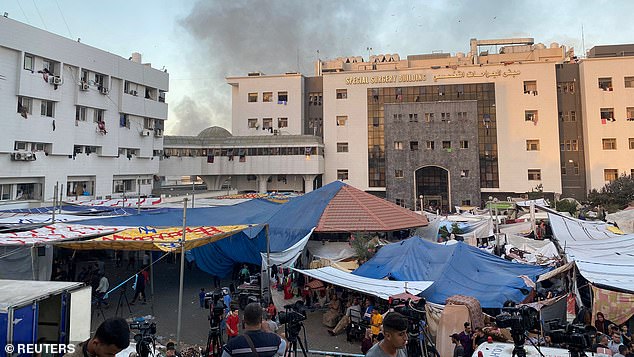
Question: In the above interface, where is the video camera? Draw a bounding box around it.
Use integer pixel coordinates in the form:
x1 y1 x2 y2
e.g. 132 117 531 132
278 302 307 339
130 321 157 357
496 305 540 333
204 290 226 330
549 322 596 352
391 297 426 323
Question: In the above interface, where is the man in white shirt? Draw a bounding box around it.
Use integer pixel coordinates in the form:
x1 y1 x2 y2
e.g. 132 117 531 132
609 333 624 355
96 274 109 307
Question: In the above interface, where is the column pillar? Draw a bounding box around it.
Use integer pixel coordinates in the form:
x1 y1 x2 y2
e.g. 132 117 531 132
302 175 317 193
257 175 270 193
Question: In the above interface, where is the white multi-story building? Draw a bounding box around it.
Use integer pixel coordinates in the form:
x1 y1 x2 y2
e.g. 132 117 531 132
0 17 168 205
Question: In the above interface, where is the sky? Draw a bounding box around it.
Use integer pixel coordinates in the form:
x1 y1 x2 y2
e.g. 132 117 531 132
3 0 634 136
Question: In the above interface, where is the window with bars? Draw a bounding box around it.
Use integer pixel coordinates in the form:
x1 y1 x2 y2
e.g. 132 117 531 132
602 138 617 150
337 142 349 152
528 169 542 181
604 169 618 182
526 140 540 151
277 117 288 128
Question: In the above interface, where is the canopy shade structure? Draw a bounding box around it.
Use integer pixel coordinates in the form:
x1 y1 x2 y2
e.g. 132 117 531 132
315 184 428 232
353 237 551 308
294 266 433 300
0 224 124 246
55 225 256 252
546 208 634 292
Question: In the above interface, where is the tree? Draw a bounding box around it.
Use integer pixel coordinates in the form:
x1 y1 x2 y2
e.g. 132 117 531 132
588 174 634 212
555 199 579 217
527 184 544 200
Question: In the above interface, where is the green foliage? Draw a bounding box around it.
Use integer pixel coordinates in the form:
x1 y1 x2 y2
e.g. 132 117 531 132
438 226 449 240
555 200 578 217
588 174 634 211
527 184 544 200
450 223 463 235
350 232 378 262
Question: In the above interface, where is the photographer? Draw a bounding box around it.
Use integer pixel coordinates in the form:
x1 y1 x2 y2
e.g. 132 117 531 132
63 317 130 357
365 312 408 357
222 303 286 357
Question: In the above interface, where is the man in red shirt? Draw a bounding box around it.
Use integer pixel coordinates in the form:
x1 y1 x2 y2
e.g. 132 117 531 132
226 307 240 341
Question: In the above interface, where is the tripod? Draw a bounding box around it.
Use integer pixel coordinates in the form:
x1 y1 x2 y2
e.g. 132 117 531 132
284 324 308 357
115 285 133 317
205 327 223 357
92 293 107 322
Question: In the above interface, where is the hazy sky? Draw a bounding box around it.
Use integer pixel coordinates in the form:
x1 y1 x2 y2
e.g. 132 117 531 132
3 0 634 135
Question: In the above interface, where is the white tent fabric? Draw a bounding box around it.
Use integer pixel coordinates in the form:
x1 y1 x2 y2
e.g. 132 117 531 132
547 209 634 292
260 228 314 268
516 198 549 207
415 213 442 241
294 266 433 300
0 224 124 245
306 240 356 262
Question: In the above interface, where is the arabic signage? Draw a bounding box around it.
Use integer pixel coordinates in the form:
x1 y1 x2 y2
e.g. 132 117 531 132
345 69 521 85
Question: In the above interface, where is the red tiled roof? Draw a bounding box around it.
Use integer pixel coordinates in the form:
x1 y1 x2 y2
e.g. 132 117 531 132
315 184 428 232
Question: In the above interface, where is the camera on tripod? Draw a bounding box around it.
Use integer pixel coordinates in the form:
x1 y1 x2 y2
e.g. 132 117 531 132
392 297 426 323
496 305 540 332
548 322 596 351
130 321 157 357
278 302 307 337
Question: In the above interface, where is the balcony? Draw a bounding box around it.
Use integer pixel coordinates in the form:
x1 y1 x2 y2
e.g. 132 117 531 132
120 94 168 119
18 70 62 102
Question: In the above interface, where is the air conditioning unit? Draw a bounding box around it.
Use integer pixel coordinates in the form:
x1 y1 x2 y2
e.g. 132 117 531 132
140 129 152 136
79 82 89 91
11 152 23 161
49 76 63 85
154 129 163 137
130 90 138 96
11 152 36 161
99 86 109 95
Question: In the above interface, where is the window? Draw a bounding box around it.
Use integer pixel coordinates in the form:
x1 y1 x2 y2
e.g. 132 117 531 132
395 169 404 178
410 141 419 150
336 116 347 126
573 162 579 175
456 112 468 119
602 138 617 150
526 140 540 151
442 141 451 149
395 198 405 206
40 100 54 117
604 169 618 182
460 170 470 178
528 169 542 181
523 80 537 94
441 112 451 122
408 113 418 122
525 110 538 122
119 114 130 128
599 77 613 91
74 106 86 121
600 108 615 122
394 141 403 150
557 82 575 93
42 59 56 75
627 107 634 121
93 109 105 123
337 142 349 152
336 89 347 99
17 97 32 116
113 179 134 193
625 77 634 88
33 142 46 151
263 92 273 102
262 118 272 129
561 163 567 175
460 140 469 149
629 138 634 150
278 91 288 102
0 184 11 201
248 118 258 128
143 118 154 129
424 113 434 122
308 92 322 106
24 54 34 71
248 93 258 102
337 169 349 180
14 141 28 151
94 73 105 89
570 111 576 122
277 117 288 128
426 141 435 150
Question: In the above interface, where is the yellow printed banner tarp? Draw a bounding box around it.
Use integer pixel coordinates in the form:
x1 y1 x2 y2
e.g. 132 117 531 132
56 225 254 252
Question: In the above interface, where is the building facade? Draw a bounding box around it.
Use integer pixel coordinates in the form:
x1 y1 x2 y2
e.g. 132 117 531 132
216 37 634 209
0 17 168 204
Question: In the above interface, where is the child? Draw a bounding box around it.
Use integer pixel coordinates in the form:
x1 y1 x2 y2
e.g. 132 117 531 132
199 288 206 308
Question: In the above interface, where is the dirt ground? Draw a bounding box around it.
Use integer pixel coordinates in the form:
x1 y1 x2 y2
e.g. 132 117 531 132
89 256 362 355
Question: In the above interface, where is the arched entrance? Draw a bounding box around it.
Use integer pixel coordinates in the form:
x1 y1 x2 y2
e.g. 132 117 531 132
415 166 450 213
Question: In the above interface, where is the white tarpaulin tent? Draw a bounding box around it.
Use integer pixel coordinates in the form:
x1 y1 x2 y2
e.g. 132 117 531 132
547 208 634 292
606 208 634 234
306 240 356 262
294 266 433 300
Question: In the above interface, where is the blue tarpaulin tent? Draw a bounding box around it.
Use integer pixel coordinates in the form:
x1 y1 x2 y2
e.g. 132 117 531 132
352 237 551 308
72 181 345 277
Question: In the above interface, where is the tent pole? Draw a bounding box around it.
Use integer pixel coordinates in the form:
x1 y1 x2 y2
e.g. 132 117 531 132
266 224 271 305
150 255 155 315
52 182 58 224
176 198 188 346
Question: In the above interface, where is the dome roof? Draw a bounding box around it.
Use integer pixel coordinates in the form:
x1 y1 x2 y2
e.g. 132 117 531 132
197 126 232 138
